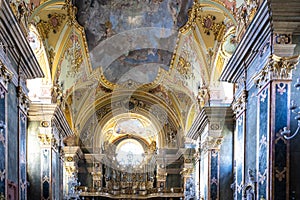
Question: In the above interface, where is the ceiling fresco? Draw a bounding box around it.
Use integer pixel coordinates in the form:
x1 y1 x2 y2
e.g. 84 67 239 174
75 0 193 85
103 48 172 84
75 0 193 51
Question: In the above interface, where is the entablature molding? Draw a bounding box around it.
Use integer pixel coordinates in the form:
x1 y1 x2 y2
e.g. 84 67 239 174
187 106 233 139
64 146 83 163
273 33 296 57
0 0 44 79
28 103 74 139
220 0 271 83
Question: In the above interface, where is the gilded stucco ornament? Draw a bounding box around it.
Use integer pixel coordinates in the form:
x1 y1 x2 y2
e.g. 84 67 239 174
10 0 30 33
0 61 13 92
197 84 210 108
47 47 56 67
254 55 300 88
177 56 193 79
232 90 247 116
65 33 83 78
180 4 226 42
18 87 30 114
200 136 223 154
200 14 226 42
38 133 56 146
235 0 259 40
36 13 66 38
51 80 64 105
274 33 292 45
62 0 77 25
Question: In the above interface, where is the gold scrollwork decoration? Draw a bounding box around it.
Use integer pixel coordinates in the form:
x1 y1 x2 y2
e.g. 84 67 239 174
177 56 193 79
37 13 66 39
254 54 300 88
199 14 226 42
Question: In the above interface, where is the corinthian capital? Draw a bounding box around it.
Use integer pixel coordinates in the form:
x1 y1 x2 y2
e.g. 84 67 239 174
0 61 13 92
232 90 247 116
254 55 299 88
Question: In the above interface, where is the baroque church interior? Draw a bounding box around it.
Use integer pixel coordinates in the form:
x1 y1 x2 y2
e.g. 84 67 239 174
1 0 300 199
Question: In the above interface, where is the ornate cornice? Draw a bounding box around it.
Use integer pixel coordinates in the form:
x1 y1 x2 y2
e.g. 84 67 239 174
64 146 83 162
52 106 74 138
254 54 299 88
98 68 162 91
220 0 270 83
187 106 233 139
1 0 44 79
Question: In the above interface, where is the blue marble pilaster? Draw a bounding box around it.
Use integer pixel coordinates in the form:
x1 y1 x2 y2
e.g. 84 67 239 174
52 149 57 199
41 148 51 200
257 87 269 199
273 82 289 200
235 114 245 200
209 149 219 200
0 90 6 197
19 112 27 200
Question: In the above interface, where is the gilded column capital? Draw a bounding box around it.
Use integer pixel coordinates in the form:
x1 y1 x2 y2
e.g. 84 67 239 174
232 90 247 116
38 133 57 148
180 167 194 178
0 61 13 93
18 87 30 114
200 136 223 154
254 54 299 88
65 165 78 175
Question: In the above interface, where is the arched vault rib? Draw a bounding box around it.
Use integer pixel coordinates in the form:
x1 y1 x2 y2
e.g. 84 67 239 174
76 90 184 149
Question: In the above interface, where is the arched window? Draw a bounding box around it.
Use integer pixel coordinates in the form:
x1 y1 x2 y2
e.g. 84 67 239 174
116 139 144 167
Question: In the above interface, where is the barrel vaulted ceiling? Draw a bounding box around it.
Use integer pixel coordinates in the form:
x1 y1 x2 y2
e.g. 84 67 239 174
22 0 262 157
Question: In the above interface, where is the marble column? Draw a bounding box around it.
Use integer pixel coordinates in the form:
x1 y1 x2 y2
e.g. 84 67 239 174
254 54 299 200
0 62 12 199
